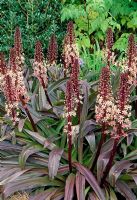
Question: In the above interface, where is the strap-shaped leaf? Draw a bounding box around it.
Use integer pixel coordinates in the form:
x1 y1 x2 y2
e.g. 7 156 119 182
76 172 85 200
74 163 105 200
48 78 68 94
64 173 75 200
109 160 132 186
116 180 136 200
48 148 63 179
29 188 57 200
19 145 40 169
25 129 56 150
3 176 63 198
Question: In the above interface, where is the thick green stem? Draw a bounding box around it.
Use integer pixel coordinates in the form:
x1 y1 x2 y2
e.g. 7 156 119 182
91 124 106 171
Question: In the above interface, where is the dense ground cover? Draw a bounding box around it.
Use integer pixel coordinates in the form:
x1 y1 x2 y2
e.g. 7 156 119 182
0 0 137 200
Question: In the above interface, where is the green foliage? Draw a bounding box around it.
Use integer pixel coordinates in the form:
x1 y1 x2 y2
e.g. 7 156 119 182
61 0 137 70
0 0 65 58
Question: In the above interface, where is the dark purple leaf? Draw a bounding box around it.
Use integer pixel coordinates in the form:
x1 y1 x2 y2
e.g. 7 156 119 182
52 190 64 200
64 173 75 200
109 160 132 186
19 145 40 169
88 192 98 200
101 138 114 153
3 176 63 198
38 86 51 111
0 168 28 185
127 134 134 146
29 188 57 200
97 151 110 182
58 165 69 174
76 172 85 200
48 78 68 94
124 149 137 160
116 180 136 200
25 129 56 150
131 174 137 185
85 133 96 152
18 119 26 132
80 81 89 128
82 120 97 137
0 141 21 152
48 148 63 179
74 162 105 200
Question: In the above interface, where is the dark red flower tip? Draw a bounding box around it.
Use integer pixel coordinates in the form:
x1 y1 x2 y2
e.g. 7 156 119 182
106 28 113 51
98 66 111 100
128 34 136 68
14 27 22 57
67 21 75 44
106 28 113 65
117 72 130 111
0 52 7 75
47 34 58 65
34 41 44 63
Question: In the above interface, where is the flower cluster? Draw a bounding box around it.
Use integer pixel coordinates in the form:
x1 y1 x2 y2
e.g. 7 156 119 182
13 27 29 101
9 47 29 103
64 79 76 135
95 66 115 127
47 34 58 66
33 41 48 88
103 28 115 66
63 21 80 75
0 53 19 122
65 22 82 110
112 72 131 138
0 53 7 83
14 27 25 68
0 27 29 122
127 34 137 86
70 59 82 108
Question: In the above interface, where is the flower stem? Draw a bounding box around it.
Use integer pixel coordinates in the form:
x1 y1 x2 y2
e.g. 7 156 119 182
20 96 37 132
100 138 118 187
91 124 106 171
44 89 52 107
41 79 52 107
68 134 72 173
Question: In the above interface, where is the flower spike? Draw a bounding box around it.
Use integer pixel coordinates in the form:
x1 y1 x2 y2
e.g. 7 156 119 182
47 34 58 66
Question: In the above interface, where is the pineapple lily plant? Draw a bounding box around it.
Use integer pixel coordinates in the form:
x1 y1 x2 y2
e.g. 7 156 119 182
0 23 137 200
